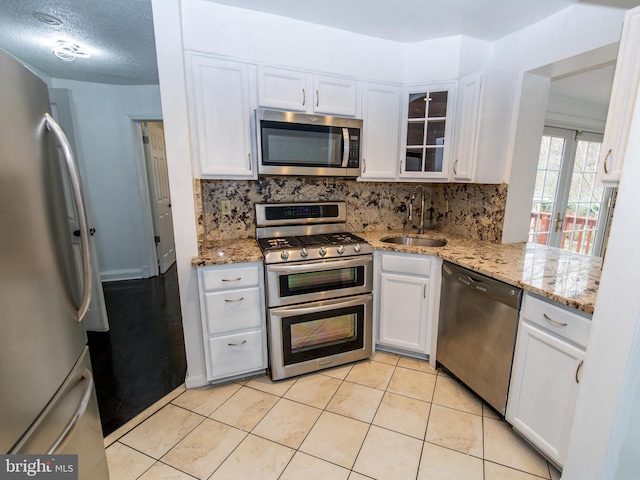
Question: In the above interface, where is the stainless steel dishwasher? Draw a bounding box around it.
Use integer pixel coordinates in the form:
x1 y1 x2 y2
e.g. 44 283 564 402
437 261 522 415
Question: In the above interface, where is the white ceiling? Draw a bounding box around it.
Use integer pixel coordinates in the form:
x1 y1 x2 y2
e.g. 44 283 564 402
0 0 635 103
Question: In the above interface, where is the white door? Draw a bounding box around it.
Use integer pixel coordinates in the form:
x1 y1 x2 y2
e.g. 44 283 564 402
506 321 585 467
49 89 109 331
146 122 176 274
529 126 615 256
378 272 428 354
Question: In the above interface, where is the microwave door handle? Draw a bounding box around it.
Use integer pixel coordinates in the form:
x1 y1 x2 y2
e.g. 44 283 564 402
341 127 349 167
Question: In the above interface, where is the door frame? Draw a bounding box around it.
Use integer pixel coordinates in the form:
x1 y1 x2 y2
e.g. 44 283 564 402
130 116 163 278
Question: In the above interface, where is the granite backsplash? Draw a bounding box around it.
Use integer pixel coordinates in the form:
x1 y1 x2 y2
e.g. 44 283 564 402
196 177 507 251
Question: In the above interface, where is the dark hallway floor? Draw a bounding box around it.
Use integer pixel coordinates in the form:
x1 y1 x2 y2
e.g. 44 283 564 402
87 263 187 437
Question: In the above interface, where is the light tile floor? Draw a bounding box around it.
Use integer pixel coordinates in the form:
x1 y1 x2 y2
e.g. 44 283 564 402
105 352 563 480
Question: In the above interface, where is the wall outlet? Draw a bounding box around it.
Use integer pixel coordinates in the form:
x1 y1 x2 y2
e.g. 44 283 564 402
221 200 231 216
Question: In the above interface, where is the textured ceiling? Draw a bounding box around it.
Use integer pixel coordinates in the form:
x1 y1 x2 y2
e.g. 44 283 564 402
0 0 157 85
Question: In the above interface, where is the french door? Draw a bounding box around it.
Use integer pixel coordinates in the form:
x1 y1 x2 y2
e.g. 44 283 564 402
529 126 615 257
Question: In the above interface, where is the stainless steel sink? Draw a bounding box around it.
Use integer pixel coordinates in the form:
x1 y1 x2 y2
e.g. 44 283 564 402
381 236 447 247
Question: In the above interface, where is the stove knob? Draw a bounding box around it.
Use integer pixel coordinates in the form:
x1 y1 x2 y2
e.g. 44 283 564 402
280 250 290 260
300 248 309 258
319 247 327 257
337 245 345 255
354 244 362 253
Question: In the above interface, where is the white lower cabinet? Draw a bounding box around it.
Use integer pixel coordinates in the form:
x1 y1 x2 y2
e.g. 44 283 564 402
197 263 267 382
506 293 591 468
375 252 442 359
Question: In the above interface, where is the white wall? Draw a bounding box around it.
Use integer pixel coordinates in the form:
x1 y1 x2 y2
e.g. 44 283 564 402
50 78 163 281
152 0 206 387
545 93 608 133
491 4 626 243
562 80 640 480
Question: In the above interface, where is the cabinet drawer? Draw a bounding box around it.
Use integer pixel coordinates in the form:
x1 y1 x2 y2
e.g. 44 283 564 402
520 294 591 349
207 330 265 380
380 253 431 276
199 264 261 291
203 287 263 335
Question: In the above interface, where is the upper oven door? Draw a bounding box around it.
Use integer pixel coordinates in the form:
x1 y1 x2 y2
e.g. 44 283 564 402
265 256 373 307
256 109 362 177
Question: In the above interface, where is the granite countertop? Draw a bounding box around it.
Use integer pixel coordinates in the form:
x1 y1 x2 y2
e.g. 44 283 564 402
192 238 263 267
193 230 602 314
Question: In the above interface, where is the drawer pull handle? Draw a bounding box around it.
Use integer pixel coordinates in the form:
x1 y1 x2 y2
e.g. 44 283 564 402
543 313 568 327
222 277 242 282
228 340 247 347
225 297 245 303
576 360 584 383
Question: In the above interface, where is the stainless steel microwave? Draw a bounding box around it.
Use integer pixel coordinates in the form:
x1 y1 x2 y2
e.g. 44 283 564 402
256 108 363 177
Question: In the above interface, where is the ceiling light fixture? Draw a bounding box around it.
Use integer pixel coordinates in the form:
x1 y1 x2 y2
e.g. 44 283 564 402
52 40 90 61
33 12 63 26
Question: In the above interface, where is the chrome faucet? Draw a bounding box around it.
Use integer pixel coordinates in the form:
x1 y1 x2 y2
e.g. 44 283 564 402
408 184 426 234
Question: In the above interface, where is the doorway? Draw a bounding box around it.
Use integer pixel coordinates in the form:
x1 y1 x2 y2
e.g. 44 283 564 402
138 121 177 276
528 126 616 257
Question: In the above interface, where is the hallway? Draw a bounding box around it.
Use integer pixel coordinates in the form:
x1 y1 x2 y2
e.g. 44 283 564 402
88 264 187 436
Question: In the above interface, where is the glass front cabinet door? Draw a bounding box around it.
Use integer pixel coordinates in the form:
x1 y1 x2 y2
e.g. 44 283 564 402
399 83 456 180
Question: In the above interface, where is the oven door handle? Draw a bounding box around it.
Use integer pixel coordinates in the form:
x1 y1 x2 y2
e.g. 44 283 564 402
268 257 370 273
271 294 371 316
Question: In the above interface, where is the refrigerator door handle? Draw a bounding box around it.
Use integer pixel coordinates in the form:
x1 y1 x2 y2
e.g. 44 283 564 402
9 368 94 455
46 368 94 454
44 113 92 323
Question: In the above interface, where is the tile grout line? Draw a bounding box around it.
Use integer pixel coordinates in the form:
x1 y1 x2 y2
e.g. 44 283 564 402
346 361 395 478
206 374 302 480
274 366 351 480
114 356 552 480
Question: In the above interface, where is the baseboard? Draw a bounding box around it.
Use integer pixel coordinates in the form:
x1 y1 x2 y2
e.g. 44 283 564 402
185 372 208 389
101 269 144 282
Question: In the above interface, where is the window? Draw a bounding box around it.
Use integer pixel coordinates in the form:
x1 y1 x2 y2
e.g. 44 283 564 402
529 126 615 257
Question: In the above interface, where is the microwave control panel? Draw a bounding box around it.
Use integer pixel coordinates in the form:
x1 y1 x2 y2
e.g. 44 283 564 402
348 128 361 167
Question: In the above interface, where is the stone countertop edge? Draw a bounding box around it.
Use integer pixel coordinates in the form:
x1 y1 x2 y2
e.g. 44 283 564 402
192 230 601 315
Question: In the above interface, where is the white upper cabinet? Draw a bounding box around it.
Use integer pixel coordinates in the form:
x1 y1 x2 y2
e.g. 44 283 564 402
359 82 401 181
186 53 256 179
313 75 359 116
451 72 484 182
399 83 457 181
597 6 640 186
256 66 307 112
257 66 359 117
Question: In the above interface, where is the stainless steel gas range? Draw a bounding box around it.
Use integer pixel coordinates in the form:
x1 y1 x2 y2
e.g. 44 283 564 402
255 202 374 380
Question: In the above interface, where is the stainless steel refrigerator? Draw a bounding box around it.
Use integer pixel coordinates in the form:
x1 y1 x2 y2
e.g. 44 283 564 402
0 49 109 478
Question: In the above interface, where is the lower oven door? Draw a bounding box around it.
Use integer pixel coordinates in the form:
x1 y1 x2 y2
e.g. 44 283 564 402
265 255 373 307
268 293 373 380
